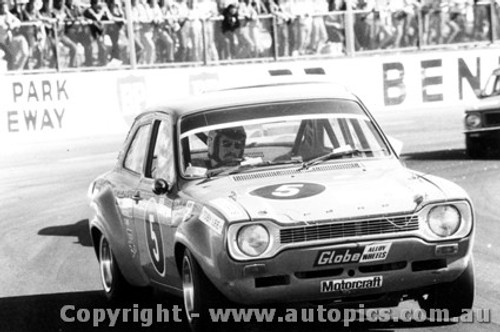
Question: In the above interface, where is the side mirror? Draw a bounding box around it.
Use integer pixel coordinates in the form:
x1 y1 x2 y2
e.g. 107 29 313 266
387 136 403 157
152 178 170 195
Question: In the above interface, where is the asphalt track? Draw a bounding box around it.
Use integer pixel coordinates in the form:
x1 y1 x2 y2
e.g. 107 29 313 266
0 106 499 331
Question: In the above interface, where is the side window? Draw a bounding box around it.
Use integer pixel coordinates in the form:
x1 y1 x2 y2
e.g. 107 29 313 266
149 120 175 183
124 124 151 174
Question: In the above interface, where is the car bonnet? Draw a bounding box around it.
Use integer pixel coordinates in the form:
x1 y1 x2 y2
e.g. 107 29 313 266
181 161 455 224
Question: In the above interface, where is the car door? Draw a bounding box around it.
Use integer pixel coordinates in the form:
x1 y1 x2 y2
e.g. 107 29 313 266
111 120 153 261
132 115 181 288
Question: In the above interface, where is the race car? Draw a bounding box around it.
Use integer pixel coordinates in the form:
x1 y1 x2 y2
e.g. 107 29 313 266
88 81 475 331
465 67 500 158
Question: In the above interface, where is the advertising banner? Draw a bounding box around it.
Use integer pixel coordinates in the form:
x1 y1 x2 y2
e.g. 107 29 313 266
1 47 499 143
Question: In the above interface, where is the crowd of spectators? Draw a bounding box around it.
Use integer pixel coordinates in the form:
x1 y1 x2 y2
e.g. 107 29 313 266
0 0 498 71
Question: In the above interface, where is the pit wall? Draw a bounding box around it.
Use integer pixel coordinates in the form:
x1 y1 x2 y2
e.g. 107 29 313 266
1 47 499 143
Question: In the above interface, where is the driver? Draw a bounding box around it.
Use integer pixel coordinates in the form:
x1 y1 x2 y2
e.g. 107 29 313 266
207 126 246 168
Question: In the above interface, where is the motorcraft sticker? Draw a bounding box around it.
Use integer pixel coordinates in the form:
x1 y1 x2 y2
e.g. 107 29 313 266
314 243 391 266
249 183 326 200
321 276 383 293
199 207 224 234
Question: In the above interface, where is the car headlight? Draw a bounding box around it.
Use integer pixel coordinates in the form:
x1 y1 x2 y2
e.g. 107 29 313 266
427 205 461 237
237 224 270 257
465 113 481 129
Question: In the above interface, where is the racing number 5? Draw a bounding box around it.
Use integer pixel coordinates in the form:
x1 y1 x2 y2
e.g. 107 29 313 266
145 209 165 276
272 184 304 197
148 214 160 262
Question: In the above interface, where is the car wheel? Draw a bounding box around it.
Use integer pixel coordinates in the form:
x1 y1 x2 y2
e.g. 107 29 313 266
418 258 475 318
466 136 486 159
182 249 227 331
98 235 130 300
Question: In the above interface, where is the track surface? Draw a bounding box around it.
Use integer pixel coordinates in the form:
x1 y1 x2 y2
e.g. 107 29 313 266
1 106 499 331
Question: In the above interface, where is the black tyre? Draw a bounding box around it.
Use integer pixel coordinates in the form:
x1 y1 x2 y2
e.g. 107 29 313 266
466 136 486 159
98 235 131 300
182 249 228 332
418 258 475 318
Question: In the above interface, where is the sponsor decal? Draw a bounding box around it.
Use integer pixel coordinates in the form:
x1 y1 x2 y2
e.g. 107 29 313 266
250 183 326 200
209 198 248 221
123 217 137 258
314 243 391 266
116 75 147 124
189 72 219 95
199 207 224 234
321 276 383 293
360 243 392 263
315 248 363 266
183 200 195 222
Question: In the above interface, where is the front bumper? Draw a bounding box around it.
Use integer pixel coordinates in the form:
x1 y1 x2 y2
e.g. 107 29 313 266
210 236 472 305
465 127 500 136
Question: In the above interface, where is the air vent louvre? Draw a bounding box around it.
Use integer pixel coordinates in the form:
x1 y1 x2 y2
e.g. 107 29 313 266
233 163 361 182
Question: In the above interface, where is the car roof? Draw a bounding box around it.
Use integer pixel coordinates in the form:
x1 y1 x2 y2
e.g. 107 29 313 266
141 81 358 120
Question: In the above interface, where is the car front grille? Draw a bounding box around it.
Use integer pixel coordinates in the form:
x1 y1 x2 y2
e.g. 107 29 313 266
280 215 419 244
484 111 500 127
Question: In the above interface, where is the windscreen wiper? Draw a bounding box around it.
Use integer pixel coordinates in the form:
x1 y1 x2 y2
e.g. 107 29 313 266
207 159 301 177
300 145 383 170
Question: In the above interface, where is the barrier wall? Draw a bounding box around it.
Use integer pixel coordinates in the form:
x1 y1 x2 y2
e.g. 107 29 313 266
2 47 499 144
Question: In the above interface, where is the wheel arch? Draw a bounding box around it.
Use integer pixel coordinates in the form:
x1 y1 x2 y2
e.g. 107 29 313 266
174 242 187 275
90 225 103 258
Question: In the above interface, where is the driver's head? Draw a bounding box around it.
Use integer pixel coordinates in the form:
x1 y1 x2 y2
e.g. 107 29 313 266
208 127 246 167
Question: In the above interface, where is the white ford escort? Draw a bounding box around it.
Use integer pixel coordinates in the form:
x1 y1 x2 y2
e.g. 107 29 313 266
88 82 475 331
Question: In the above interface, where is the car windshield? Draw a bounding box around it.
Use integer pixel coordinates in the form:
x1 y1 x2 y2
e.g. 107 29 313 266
482 72 500 97
179 99 391 178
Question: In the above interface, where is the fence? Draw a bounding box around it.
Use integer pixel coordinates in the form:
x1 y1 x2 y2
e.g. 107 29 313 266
1 1 499 73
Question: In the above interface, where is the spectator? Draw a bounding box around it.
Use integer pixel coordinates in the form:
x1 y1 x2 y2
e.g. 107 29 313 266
353 0 374 50
156 0 177 63
21 0 46 68
10 0 30 68
238 0 258 58
290 0 312 56
170 0 189 62
269 0 292 56
221 2 240 59
53 0 79 67
146 0 162 63
105 0 127 63
403 0 419 46
391 0 407 47
308 0 327 53
83 0 112 66
190 0 219 62
1 0 29 70
39 0 58 67
10 0 26 20
131 0 155 64
371 0 395 49
425 0 445 44
389 0 420 48
324 0 346 45
446 0 470 44
472 0 490 41
64 0 88 61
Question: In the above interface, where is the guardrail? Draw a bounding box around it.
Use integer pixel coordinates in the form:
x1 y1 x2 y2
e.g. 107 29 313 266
1 1 498 73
